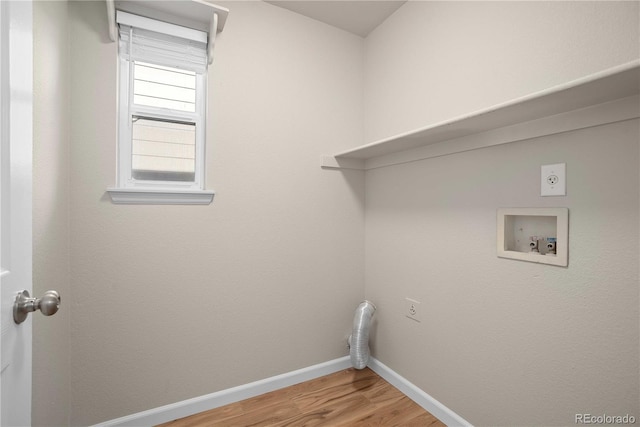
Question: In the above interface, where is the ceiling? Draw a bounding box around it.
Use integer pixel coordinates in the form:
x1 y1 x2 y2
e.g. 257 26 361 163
264 1 407 37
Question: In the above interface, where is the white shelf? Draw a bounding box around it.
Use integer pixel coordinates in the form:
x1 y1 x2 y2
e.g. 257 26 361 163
323 61 640 170
107 0 230 47
113 0 229 33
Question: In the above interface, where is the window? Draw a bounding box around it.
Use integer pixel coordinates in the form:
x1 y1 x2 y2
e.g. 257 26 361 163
111 11 214 204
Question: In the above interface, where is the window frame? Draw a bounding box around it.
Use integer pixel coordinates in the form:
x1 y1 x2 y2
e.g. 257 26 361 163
117 55 207 191
108 12 215 205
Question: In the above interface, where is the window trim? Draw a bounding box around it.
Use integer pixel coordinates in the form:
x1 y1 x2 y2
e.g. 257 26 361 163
109 15 214 205
118 57 206 191
106 187 215 205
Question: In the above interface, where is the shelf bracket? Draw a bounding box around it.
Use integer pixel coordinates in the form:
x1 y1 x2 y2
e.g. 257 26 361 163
106 0 117 42
320 156 365 170
207 12 219 65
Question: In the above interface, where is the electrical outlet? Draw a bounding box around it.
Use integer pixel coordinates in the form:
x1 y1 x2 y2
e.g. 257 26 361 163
541 163 566 196
405 298 421 322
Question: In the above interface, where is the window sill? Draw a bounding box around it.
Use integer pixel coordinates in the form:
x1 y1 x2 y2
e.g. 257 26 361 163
106 188 215 205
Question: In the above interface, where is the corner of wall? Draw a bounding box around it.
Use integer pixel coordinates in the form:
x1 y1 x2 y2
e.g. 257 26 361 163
32 0 72 425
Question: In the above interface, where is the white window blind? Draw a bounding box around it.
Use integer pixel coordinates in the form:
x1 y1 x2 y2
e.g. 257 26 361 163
117 11 208 73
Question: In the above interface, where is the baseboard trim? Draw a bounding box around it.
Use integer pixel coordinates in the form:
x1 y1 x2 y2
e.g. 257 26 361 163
94 355 472 427
93 356 352 427
367 357 473 427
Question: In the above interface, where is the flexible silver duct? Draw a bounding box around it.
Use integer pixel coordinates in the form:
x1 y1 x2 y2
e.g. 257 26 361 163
349 300 376 370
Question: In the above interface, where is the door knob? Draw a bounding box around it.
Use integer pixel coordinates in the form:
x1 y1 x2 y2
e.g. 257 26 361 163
13 290 61 324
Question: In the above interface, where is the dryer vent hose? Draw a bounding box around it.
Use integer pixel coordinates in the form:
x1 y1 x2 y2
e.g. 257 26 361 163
349 300 376 370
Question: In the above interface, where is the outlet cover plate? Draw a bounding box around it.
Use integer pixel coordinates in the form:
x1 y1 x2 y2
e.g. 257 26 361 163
405 298 421 322
541 163 566 196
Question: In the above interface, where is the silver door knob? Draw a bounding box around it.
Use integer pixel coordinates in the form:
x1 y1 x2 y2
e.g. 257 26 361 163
13 290 61 324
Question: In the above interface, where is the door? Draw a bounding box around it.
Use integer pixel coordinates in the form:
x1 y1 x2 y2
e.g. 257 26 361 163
0 1 33 425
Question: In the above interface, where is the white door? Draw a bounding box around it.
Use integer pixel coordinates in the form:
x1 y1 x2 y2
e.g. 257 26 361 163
0 1 33 425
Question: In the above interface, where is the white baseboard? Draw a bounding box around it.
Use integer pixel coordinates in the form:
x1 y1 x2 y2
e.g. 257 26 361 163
93 356 352 427
367 357 473 427
94 355 471 427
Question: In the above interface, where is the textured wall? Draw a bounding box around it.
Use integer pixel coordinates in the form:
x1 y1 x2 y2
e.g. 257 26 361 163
32 1 71 425
363 1 640 425
364 1 640 142
67 2 364 424
365 120 639 425
35 1 640 425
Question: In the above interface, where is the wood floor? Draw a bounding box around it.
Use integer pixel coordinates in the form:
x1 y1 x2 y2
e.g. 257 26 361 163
158 368 445 427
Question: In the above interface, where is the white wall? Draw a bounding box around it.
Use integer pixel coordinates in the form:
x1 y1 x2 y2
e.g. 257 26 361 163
365 120 639 425
364 1 640 142
363 1 639 425
33 1 640 425
33 1 71 425
66 2 364 424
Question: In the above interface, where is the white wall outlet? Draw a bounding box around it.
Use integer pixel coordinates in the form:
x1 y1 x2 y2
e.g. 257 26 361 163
405 298 421 322
541 163 566 196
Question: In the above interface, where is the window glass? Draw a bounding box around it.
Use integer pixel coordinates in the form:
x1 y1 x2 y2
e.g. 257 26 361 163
133 62 196 112
131 117 196 182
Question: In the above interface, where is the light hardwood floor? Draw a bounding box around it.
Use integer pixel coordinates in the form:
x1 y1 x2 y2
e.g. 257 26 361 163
157 368 445 426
